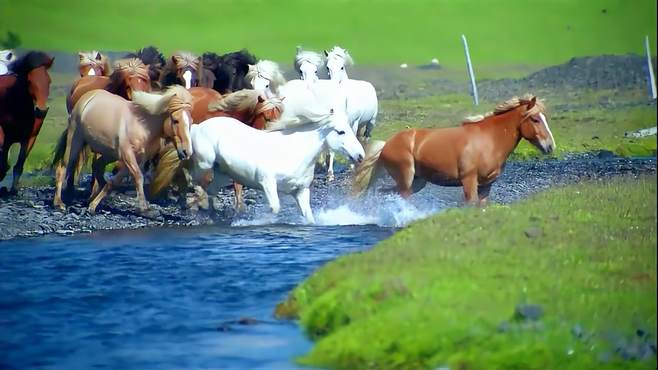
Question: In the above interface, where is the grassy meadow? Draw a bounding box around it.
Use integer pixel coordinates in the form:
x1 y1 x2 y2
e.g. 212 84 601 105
276 175 658 369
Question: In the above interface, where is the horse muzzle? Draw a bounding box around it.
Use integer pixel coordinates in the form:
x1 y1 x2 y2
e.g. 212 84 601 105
34 106 49 119
177 149 191 161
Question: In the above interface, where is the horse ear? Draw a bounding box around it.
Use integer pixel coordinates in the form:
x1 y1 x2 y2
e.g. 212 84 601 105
47 56 55 68
527 96 537 110
280 96 285 101
324 50 329 57
172 55 181 65
95 52 102 61
78 52 85 61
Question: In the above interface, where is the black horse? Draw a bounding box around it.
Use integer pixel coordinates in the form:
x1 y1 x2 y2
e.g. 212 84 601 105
202 49 257 94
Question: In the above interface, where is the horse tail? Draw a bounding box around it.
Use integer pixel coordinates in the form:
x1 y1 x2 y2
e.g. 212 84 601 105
351 140 386 197
149 145 183 197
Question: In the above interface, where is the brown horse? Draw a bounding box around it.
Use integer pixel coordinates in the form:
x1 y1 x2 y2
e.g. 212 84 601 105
67 58 151 113
0 51 54 193
160 51 213 90
53 86 194 214
77 51 111 77
352 95 555 205
149 88 284 209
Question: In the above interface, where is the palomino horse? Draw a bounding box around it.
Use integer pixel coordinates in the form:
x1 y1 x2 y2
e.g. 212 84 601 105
0 51 54 193
149 88 284 208
124 46 166 90
53 86 194 214
160 51 206 90
245 60 287 98
352 96 555 205
202 50 257 94
0 49 17 75
77 50 111 77
66 58 151 113
189 86 364 223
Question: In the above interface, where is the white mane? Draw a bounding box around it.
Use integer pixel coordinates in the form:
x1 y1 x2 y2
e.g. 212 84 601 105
294 49 325 72
327 46 354 66
246 60 287 94
0 49 16 75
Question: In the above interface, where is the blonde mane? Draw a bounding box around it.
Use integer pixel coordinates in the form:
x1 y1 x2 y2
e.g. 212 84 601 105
463 94 546 123
294 49 325 71
265 105 332 132
246 60 287 94
78 50 112 76
112 58 150 80
169 51 201 70
327 46 354 66
209 89 285 119
132 85 193 115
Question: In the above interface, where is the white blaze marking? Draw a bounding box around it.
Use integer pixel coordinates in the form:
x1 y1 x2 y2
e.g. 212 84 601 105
182 70 192 89
87 68 96 76
183 111 191 128
539 112 555 148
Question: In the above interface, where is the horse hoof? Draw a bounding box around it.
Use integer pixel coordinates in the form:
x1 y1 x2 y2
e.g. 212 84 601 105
326 174 335 182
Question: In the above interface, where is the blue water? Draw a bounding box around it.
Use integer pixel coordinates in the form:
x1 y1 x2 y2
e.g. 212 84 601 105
0 225 393 370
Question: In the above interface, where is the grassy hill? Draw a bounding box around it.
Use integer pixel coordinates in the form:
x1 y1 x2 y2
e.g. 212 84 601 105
1 0 656 67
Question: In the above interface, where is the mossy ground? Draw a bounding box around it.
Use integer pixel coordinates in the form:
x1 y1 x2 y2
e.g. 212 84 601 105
277 176 657 369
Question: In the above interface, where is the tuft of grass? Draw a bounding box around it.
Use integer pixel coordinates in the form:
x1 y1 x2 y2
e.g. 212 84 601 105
1 0 655 67
277 176 658 370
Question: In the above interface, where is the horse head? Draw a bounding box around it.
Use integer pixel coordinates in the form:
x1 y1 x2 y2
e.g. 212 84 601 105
25 54 55 117
519 96 555 154
112 58 151 100
325 46 353 83
78 51 109 77
163 86 194 160
251 95 284 130
294 49 324 84
172 53 201 89
322 92 364 163
247 60 286 98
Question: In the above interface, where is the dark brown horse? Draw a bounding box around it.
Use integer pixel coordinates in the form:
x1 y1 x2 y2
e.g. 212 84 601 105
0 51 54 193
352 95 555 205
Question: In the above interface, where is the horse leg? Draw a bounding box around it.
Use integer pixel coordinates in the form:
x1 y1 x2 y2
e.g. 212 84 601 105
326 151 335 181
0 128 8 183
9 142 29 193
233 181 245 213
477 183 492 207
88 165 129 214
384 157 415 198
122 151 148 213
460 174 479 205
261 178 280 215
88 155 110 202
293 187 314 224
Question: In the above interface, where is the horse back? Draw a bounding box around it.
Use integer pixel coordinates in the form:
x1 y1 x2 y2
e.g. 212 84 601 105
67 76 110 113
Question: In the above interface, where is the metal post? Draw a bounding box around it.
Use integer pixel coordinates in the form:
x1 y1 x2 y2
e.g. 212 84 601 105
461 34 479 105
644 36 657 100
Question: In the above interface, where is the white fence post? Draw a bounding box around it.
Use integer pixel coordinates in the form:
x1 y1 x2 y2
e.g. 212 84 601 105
644 36 657 100
461 34 479 105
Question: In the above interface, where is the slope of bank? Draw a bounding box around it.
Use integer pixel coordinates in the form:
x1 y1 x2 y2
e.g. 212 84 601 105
276 175 658 370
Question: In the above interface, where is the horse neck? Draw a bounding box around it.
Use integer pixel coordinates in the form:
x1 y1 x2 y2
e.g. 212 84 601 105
479 108 525 158
275 124 329 171
138 110 168 140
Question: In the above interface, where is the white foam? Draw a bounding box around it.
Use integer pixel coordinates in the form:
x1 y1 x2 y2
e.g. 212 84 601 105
316 195 437 227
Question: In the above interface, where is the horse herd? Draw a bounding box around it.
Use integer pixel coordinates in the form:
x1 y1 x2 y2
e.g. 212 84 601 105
0 45 555 224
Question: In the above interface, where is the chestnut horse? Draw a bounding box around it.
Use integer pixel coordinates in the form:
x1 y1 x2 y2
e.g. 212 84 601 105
0 51 54 193
149 88 284 208
352 96 555 205
160 51 214 90
77 50 111 77
53 86 194 214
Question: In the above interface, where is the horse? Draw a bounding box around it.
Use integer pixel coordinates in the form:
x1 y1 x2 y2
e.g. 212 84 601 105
53 86 194 214
160 51 207 90
77 50 111 77
202 49 257 94
293 47 325 84
0 51 54 193
189 85 364 223
66 58 151 113
124 46 166 90
0 49 16 75
246 60 287 98
352 96 555 205
149 88 284 208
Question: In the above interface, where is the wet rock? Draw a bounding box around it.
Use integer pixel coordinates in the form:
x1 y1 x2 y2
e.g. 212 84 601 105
514 304 543 321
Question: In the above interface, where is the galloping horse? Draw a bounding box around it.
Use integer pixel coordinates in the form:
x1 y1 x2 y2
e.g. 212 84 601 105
0 49 16 75
293 47 324 84
124 46 166 90
149 88 284 207
0 51 54 193
352 96 555 205
66 58 151 113
189 84 363 223
53 86 194 214
202 50 257 93
77 51 111 77
246 60 286 98
160 51 207 89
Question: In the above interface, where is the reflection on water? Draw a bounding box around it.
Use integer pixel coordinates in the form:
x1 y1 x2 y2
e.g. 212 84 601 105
0 225 393 370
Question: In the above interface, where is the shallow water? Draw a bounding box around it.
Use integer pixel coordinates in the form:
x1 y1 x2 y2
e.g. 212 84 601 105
0 224 394 370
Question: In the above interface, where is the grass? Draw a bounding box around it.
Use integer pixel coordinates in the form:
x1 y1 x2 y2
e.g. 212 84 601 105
275 175 658 369
1 0 655 67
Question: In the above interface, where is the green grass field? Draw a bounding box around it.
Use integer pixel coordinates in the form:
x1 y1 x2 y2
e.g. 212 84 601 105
276 175 658 369
1 0 656 67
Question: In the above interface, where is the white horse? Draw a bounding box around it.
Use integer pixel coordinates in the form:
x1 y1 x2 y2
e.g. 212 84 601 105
246 60 287 98
294 47 325 85
0 49 16 75
190 83 364 223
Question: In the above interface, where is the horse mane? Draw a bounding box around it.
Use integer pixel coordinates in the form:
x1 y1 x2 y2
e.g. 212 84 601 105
222 49 257 68
124 46 165 86
209 89 260 114
294 49 324 71
132 85 193 115
9 51 53 75
463 94 546 124
327 46 354 66
256 96 284 116
265 103 332 132
246 60 287 94
171 51 201 70
107 58 149 89
78 50 111 76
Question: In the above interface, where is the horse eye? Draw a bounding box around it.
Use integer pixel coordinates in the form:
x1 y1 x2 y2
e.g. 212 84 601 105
336 130 345 135
341 66 345 70
531 117 540 123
